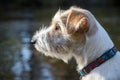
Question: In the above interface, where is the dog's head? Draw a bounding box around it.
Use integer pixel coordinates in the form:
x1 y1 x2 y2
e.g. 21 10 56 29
32 7 97 63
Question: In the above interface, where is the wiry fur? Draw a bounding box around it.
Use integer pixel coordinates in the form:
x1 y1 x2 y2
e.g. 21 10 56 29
32 7 120 80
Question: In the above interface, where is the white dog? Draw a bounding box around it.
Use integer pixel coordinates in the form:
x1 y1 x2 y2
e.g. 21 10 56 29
31 7 120 80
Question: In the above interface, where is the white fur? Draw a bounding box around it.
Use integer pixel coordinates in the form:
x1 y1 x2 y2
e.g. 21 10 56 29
32 7 120 80
76 20 120 80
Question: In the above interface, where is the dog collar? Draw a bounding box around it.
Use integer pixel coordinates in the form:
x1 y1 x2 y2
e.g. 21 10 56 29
79 46 118 79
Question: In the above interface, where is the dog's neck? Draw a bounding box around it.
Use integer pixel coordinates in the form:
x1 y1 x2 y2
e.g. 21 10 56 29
79 46 117 78
74 20 114 71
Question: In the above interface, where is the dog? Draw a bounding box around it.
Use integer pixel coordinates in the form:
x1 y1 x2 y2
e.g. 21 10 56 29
31 7 120 80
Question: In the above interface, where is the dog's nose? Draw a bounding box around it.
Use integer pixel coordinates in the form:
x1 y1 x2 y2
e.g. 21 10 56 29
30 39 36 44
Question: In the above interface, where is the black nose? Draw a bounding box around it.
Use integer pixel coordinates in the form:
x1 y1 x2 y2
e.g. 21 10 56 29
30 40 36 44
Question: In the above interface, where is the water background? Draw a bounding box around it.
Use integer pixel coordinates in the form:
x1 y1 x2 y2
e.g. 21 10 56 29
0 7 120 80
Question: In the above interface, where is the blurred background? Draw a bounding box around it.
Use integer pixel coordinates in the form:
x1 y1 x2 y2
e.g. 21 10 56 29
0 0 120 80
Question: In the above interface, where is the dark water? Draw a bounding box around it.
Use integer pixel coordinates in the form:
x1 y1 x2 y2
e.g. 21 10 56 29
0 8 120 80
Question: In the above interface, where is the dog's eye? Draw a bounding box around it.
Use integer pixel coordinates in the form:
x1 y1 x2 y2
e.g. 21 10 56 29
55 24 60 31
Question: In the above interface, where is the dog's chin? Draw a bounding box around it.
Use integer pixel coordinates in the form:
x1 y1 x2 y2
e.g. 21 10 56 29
34 44 72 63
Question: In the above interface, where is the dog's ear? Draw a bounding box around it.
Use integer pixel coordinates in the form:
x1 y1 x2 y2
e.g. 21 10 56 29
66 10 89 34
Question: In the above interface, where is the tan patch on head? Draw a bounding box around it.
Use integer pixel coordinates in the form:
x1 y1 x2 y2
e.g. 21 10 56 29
50 7 89 42
66 9 89 34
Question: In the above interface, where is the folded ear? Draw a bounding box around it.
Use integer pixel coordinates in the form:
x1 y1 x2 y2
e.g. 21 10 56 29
66 10 89 34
